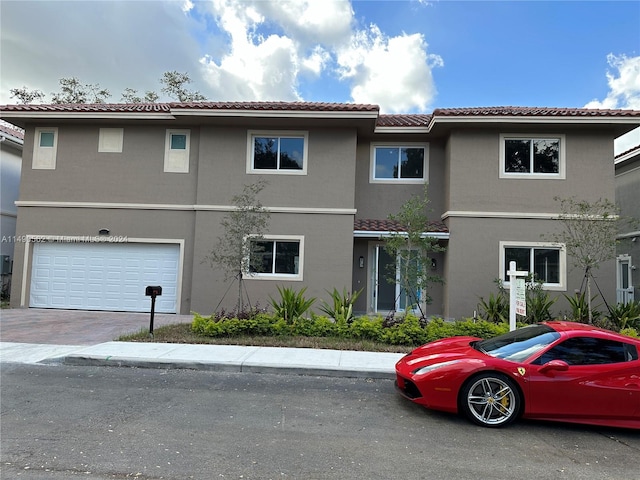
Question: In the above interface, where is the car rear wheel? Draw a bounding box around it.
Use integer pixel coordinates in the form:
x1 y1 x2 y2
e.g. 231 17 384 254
460 373 520 427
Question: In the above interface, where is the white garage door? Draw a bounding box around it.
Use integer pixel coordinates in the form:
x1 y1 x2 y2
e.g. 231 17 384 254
30 242 179 313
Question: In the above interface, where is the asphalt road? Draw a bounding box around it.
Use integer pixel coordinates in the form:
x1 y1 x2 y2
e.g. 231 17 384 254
1 363 639 480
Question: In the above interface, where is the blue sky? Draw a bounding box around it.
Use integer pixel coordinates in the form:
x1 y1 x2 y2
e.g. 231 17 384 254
1 0 639 149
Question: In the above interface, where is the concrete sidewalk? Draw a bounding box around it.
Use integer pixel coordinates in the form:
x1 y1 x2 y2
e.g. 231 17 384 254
0 309 405 378
0 341 404 379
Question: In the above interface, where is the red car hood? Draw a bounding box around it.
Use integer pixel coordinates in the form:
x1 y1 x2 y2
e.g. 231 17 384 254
400 336 484 368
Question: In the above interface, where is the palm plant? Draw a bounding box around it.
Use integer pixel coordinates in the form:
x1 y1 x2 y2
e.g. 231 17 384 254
319 288 363 323
269 286 316 324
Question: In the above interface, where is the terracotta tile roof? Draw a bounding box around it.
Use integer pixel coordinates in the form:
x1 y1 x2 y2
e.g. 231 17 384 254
432 106 640 118
0 103 172 113
0 101 379 113
172 101 380 112
355 218 448 233
0 121 24 140
376 114 432 127
615 144 640 159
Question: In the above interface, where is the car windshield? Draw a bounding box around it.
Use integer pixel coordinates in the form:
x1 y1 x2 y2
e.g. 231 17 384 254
475 324 561 363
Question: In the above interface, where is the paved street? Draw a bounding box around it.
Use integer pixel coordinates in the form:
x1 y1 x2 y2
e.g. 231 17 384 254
2 363 639 480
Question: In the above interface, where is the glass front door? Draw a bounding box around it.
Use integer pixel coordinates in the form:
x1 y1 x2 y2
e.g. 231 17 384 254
616 255 634 304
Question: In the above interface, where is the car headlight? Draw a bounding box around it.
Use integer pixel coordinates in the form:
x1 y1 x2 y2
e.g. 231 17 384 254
412 359 462 376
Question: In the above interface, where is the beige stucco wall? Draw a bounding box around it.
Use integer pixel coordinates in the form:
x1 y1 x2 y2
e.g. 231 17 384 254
19 125 199 204
446 128 616 214
12 121 360 315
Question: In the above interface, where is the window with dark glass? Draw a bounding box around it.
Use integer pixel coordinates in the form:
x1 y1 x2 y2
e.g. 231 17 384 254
504 138 559 174
253 136 304 170
505 247 560 284
170 133 187 150
39 131 55 147
249 240 300 275
374 146 425 180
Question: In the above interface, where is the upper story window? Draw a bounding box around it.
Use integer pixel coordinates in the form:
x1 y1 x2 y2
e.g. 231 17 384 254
98 128 124 153
247 131 308 175
164 129 190 173
500 241 565 289
500 134 565 179
33 127 58 169
247 235 304 281
371 143 427 183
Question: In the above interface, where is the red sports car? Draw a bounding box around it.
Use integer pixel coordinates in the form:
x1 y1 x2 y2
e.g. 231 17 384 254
395 321 640 429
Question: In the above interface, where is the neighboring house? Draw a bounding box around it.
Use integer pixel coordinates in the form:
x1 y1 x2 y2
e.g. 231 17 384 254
0 121 24 296
615 145 640 304
0 102 638 319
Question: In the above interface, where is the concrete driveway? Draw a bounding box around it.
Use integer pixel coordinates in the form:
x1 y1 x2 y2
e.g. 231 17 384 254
0 308 193 345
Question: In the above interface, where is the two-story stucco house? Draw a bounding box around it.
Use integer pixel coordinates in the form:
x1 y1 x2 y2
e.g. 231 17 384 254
615 145 640 304
0 121 24 290
1 102 638 319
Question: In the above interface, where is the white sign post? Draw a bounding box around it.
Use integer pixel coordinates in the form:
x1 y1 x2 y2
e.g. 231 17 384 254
508 261 528 331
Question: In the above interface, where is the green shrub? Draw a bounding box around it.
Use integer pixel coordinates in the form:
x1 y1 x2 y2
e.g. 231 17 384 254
381 314 428 345
605 301 640 331
319 287 362 323
269 286 316 324
477 291 508 323
524 281 557 324
452 318 509 339
349 316 384 341
620 327 639 338
307 314 338 337
563 291 601 323
192 310 512 347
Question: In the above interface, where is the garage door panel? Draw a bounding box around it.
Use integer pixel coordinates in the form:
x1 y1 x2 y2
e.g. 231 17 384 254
30 242 179 313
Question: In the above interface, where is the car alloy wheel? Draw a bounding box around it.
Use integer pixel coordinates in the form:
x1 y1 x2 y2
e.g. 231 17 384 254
461 373 520 427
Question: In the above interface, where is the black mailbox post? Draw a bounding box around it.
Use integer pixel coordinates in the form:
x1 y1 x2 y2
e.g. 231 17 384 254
145 286 162 336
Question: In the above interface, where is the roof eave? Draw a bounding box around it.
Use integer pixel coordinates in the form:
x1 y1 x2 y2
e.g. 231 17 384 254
374 126 431 134
354 230 449 239
170 108 379 120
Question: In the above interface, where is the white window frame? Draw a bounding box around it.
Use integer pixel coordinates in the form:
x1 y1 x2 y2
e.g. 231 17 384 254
98 128 124 153
164 129 190 173
499 134 565 179
33 127 58 170
246 130 308 175
245 234 304 281
499 241 566 290
370 142 428 184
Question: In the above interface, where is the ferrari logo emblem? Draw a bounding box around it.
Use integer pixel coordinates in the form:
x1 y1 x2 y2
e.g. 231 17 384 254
517 367 526 376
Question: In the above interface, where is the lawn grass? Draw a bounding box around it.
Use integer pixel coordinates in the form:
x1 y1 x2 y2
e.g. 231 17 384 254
118 322 414 353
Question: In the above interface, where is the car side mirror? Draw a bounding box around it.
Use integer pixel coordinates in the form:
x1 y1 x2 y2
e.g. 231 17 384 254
539 359 569 373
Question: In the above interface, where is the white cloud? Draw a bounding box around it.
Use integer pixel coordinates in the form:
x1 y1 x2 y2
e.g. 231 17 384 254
0 1 205 104
585 54 640 154
585 54 640 109
1 0 442 112
336 25 443 112
197 0 441 110
199 0 302 100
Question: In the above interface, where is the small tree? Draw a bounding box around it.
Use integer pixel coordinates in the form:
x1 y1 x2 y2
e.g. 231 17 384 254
51 77 111 104
383 185 445 318
546 196 630 323
204 180 270 312
121 88 160 103
160 71 207 102
10 86 45 104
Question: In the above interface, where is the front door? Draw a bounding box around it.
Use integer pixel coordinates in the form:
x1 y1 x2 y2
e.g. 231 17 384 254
371 244 422 314
616 255 634 304
373 245 395 312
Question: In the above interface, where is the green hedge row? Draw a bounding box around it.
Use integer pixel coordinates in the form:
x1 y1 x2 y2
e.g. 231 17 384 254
192 313 511 347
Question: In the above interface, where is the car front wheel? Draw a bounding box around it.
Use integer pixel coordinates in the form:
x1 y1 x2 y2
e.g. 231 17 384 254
460 373 521 427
